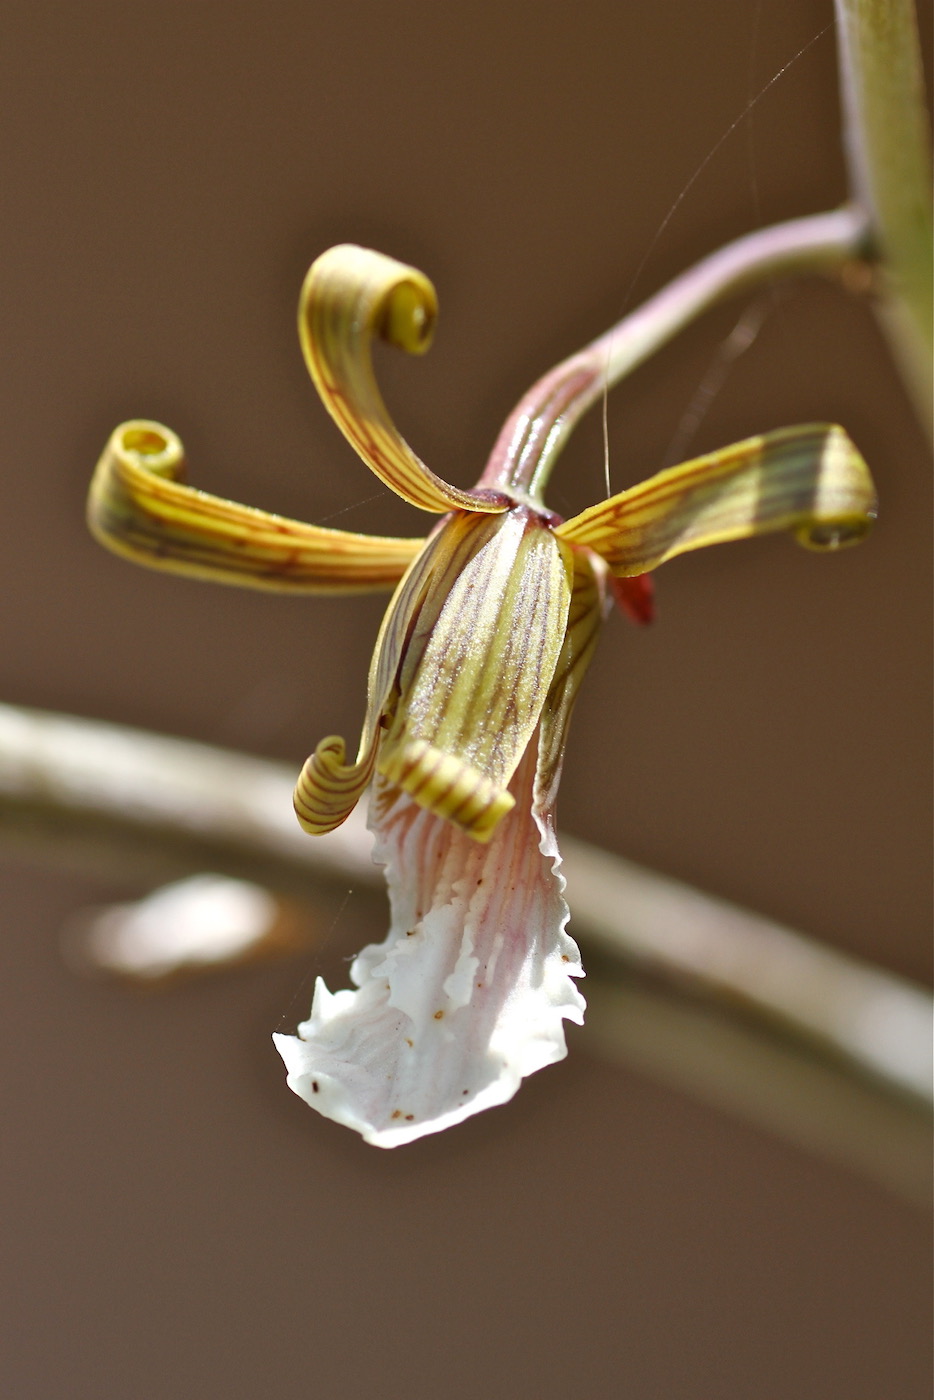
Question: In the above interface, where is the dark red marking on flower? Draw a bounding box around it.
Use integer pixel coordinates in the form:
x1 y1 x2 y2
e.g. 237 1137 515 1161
610 572 655 625
311 1081 319 1093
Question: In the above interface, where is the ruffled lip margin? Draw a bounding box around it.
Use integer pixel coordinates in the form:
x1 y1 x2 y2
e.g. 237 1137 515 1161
273 740 584 1148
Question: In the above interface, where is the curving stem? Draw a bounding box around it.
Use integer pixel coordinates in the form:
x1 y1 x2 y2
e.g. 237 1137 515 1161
479 208 870 501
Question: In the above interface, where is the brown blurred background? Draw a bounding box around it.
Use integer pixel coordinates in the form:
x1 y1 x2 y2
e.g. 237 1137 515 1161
1 2 931 1396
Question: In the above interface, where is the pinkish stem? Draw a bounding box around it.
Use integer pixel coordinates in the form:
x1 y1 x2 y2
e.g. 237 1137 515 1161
479 207 868 501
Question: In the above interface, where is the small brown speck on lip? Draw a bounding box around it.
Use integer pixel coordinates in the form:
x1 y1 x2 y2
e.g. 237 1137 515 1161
311 1081 319 1093
433 1010 444 1020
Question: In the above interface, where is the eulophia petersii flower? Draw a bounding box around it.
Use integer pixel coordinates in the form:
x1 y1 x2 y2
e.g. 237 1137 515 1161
88 245 876 1146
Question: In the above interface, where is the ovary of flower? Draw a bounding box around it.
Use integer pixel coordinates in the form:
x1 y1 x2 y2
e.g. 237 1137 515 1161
88 243 877 1147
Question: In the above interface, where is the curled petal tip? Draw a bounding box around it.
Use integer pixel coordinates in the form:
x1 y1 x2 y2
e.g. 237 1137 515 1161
112 419 186 478
87 419 187 543
374 270 437 356
795 516 875 550
793 424 877 550
378 736 516 842
304 244 439 358
293 734 377 835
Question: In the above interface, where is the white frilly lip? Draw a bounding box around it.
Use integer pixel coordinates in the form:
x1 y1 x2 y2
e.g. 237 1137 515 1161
273 739 584 1147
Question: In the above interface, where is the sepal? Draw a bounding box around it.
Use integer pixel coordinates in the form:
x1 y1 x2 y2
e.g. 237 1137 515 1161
300 245 510 515
376 506 573 841
556 424 876 572
88 420 423 594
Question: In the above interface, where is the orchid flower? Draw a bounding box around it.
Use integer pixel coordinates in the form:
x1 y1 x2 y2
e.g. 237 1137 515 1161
88 244 876 1147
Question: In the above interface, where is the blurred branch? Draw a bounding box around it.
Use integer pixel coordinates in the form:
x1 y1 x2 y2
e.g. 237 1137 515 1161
0 703 376 896
834 0 933 434
0 702 929 1203
561 836 931 1102
583 980 931 1210
564 840 932 1209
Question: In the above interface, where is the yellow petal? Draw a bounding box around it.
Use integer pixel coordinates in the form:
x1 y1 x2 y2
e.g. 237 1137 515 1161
292 732 381 836
377 507 573 842
534 549 608 820
293 522 445 833
299 245 509 516
555 424 877 573
88 421 423 594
